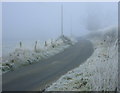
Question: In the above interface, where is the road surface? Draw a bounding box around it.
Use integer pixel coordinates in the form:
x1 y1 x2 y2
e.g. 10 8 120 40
2 38 94 91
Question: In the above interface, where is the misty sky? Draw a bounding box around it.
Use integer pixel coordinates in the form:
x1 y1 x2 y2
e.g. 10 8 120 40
2 2 118 43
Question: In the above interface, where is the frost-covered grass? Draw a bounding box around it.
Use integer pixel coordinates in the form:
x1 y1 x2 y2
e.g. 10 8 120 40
46 26 118 91
1 35 76 73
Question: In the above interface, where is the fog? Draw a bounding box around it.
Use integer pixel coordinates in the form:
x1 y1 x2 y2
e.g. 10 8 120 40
2 2 117 45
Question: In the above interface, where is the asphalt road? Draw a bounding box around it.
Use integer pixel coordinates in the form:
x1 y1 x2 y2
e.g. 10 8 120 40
2 38 94 91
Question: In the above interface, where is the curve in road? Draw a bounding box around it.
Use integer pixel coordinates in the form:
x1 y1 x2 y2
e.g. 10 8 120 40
2 38 94 91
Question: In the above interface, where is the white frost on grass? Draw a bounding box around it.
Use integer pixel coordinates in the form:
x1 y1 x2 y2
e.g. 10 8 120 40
46 26 118 91
2 35 76 73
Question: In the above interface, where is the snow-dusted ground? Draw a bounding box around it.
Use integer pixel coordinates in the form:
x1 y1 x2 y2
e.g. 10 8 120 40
1 35 76 73
46 26 118 91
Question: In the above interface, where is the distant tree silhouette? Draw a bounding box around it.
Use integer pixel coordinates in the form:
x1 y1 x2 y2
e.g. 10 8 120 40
19 41 22 48
85 10 102 31
34 41 37 52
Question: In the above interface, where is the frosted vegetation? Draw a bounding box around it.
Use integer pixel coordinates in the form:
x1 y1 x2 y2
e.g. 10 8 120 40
1 35 76 73
46 26 118 91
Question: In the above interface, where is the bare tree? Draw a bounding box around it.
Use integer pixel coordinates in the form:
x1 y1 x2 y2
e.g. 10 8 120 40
86 13 101 31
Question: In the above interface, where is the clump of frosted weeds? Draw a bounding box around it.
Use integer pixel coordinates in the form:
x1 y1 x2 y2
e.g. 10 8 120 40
89 27 118 91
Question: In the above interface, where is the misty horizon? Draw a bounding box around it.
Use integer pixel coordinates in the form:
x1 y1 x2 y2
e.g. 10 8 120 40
3 2 117 42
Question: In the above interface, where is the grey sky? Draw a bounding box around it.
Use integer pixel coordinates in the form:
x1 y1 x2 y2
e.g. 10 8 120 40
2 2 117 42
